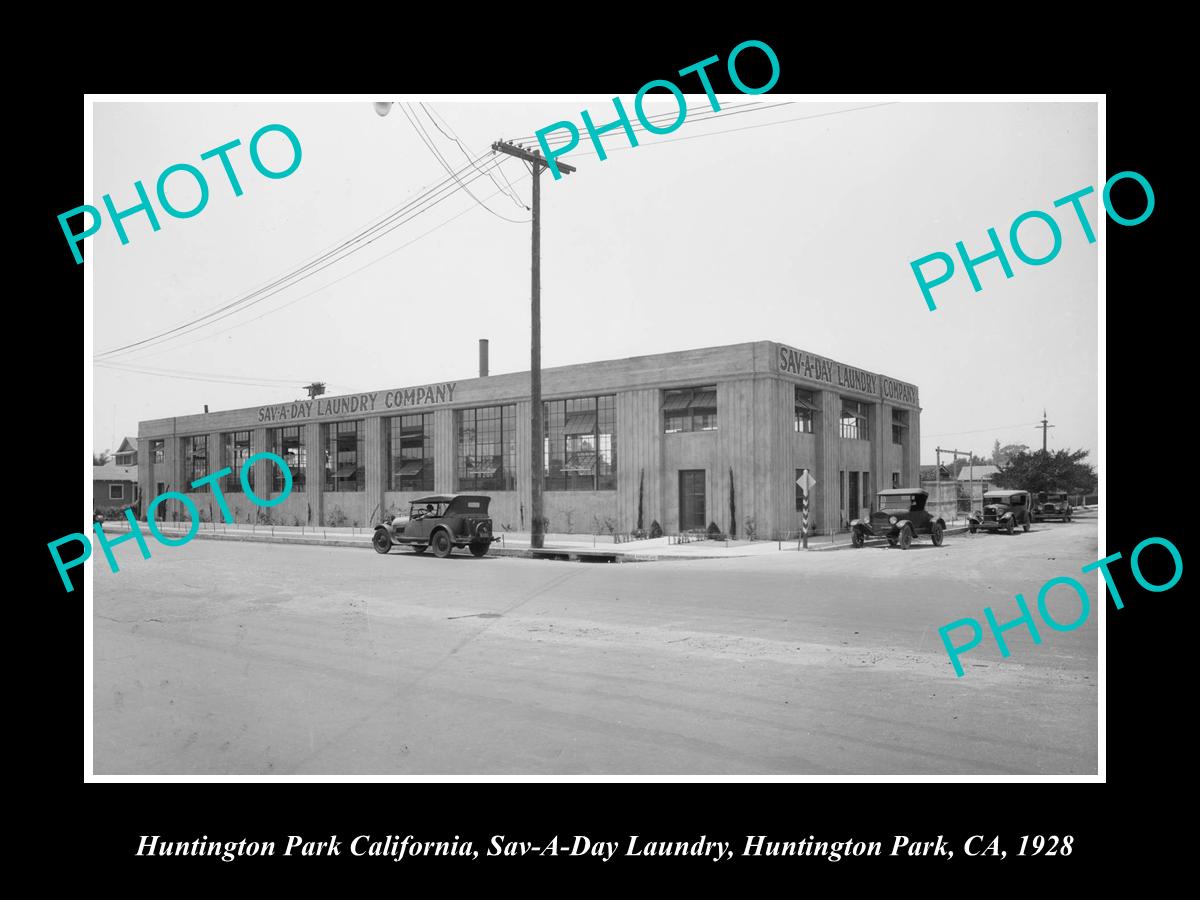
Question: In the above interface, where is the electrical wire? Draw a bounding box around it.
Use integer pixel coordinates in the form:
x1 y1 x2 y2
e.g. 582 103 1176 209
119 169 532 364
96 154 511 361
95 361 340 390
95 151 497 361
400 102 529 224
422 103 527 209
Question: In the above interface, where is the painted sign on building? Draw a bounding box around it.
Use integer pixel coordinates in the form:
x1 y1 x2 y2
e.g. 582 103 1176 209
776 344 878 396
257 382 457 423
881 376 919 407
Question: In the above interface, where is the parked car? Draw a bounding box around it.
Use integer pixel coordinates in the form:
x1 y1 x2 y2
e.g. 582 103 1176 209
851 488 946 550
969 489 1033 534
1033 491 1073 522
373 493 495 558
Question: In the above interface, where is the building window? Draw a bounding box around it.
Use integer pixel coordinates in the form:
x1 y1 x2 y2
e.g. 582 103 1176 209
892 408 909 445
892 472 900 489
387 414 434 492
663 385 717 433
457 405 517 491
182 435 208 492
862 471 870 512
151 439 164 464
839 399 870 440
109 484 124 500
543 395 616 491
794 387 816 433
223 430 252 492
268 426 306 493
323 421 364 492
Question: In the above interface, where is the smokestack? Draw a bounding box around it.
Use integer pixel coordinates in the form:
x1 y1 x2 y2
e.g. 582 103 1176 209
479 339 489 378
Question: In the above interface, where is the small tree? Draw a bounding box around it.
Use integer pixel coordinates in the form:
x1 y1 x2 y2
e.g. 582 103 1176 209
728 468 737 539
637 469 645 531
992 448 1096 496
991 441 1030 468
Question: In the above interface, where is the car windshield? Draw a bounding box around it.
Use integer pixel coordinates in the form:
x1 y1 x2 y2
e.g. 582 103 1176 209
879 494 917 510
412 502 446 517
984 495 1012 505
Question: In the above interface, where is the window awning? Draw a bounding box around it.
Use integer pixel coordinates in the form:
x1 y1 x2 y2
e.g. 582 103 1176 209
662 392 692 411
467 463 499 477
563 411 597 434
690 389 717 410
396 460 423 476
794 396 818 412
335 463 359 478
841 408 863 419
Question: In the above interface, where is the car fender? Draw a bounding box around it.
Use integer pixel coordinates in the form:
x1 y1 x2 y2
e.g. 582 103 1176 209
896 519 914 532
1000 511 1014 521
935 517 946 529
373 525 392 539
968 513 981 525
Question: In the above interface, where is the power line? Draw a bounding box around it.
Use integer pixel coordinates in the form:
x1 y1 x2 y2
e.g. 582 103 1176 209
401 102 529 224
119 170 533 364
508 99 773 144
95 360 341 387
924 422 1042 438
422 103 527 209
96 154 511 361
95 361 347 391
94 151 497 361
543 102 897 159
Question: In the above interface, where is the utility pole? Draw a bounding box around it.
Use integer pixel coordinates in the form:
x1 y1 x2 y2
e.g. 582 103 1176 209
1036 409 1055 454
305 382 326 400
491 141 576 550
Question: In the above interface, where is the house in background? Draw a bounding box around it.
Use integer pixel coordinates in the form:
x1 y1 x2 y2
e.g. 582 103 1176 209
957 464 1002 508
112 436 137 467
94 436 139 515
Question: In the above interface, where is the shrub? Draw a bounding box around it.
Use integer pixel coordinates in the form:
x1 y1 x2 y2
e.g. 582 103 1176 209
707 521 722 539
649 520 662 539
326 507 348 527
744 516 757 541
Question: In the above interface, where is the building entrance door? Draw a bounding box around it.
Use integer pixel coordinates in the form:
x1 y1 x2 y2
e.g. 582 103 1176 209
155 482 166 520
848 471 860 519
679 470 706 532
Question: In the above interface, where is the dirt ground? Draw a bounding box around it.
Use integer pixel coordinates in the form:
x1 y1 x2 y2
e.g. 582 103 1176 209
92 520 1099 774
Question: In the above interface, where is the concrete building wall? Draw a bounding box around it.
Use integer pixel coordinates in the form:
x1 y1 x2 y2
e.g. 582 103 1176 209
136 341 922 540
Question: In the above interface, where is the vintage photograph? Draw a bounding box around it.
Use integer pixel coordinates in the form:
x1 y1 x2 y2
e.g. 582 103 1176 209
86 96 1098 775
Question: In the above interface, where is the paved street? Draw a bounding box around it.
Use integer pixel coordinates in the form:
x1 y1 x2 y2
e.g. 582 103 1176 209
93 521 1098 775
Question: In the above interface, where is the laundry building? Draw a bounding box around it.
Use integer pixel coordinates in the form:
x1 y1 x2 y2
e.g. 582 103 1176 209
136 340 921 538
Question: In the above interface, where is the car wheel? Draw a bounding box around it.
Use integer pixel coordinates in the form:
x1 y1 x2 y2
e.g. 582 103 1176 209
469 540 488 557
851 529 864 548
932 524 944 546
412 544 427 555
969 523 977 534
1023 520 1030 533
1005 519 1014 535
431 530 452 558
899 526 912 550
372 529 391 554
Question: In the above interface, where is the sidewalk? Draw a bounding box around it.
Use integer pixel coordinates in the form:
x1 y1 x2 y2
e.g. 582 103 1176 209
100 520 971 561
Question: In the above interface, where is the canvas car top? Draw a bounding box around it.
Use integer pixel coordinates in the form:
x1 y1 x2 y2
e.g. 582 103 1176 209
983 489 1028 499
878 488 928 497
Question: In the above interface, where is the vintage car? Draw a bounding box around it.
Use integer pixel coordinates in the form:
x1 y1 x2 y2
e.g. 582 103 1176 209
969 489 1033 534
851 488 946 549
1033 491 1073 522
373 493 495 558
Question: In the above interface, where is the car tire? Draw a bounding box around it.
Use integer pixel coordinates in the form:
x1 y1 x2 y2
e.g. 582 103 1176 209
932 523 944 546
851 529 864 548
969 524 977 534
469 540 489 557
431 530 452 558
412 544 427 555
899 526 912 550
1023 520 1030 533
372 529 392 554
1005 519 1014 535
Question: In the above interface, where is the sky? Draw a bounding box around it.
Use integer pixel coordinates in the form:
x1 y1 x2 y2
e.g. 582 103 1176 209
90 99 1098 466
